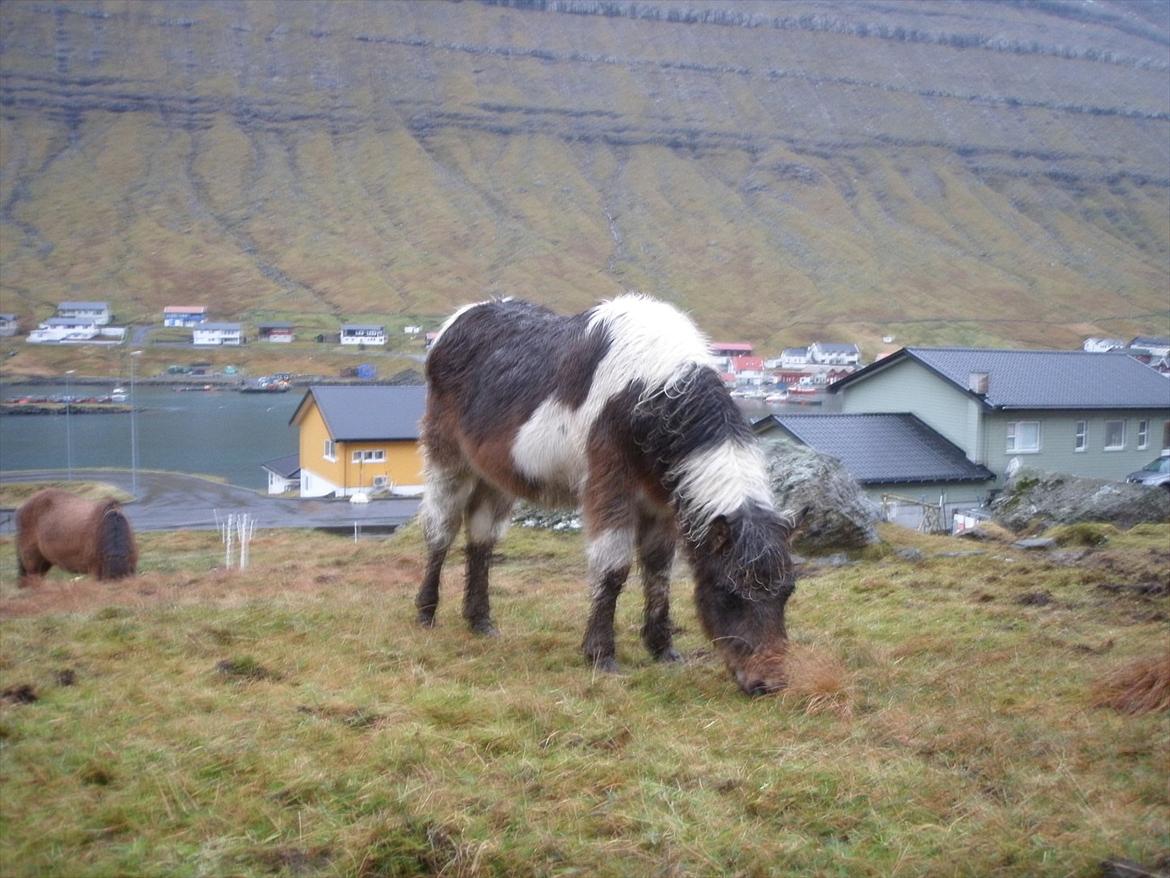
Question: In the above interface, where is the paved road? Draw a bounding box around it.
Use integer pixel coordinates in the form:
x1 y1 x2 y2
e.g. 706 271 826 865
0 469 420 534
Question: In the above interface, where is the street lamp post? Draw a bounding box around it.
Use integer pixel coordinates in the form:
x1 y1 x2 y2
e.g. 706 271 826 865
130 351 142 495
65 369 75 480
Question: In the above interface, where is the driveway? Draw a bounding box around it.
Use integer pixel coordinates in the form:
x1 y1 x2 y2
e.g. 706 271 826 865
0 469 420 534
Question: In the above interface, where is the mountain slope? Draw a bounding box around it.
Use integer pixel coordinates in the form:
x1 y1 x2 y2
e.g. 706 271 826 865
1 0 1168 353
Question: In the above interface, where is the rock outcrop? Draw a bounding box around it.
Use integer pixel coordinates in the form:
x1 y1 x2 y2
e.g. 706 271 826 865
991 467 1170 531
760 438 881 552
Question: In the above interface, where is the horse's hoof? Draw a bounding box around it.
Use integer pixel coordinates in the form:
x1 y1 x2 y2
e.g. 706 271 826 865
656 648 683 664
416 612 437 628
593 656 620 674
470 619 499 637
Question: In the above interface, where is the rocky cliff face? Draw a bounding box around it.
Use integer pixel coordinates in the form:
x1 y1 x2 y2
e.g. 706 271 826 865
2 1 1167 350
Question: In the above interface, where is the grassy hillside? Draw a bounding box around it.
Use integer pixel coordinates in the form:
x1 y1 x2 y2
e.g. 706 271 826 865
1 0 1168 357
0 522 1167 875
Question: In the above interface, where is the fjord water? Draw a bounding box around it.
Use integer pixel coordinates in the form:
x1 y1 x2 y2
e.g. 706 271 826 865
0 384 302 490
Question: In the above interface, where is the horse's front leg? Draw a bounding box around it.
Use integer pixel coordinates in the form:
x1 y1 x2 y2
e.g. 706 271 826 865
581 527 635 673
415 463 473 627
462 481 514 637
637 505 681 663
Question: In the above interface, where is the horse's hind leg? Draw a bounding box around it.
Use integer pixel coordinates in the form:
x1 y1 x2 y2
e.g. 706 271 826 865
462 480 514 636
415 462 474 627
16 548 51 588
637 505 681 663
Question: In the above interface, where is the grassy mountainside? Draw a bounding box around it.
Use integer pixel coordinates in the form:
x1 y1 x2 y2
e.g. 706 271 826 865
2 0 1168 355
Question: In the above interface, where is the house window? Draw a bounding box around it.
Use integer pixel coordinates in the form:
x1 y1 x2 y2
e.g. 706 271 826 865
1006 421 1040 453
323 439 336 461
1074 421 1087 453
1137 420 1149 450
1103 420 1126 451
351 450 385 463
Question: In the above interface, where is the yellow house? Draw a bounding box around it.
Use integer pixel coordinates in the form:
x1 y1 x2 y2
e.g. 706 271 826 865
290 385 427 498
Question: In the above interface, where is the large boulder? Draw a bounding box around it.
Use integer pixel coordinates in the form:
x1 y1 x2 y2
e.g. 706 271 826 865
991 466 1170 532
760 438 881 552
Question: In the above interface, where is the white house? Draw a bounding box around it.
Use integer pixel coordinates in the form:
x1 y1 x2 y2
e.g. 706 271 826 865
260 453 300 495
0 313 18 337
779 347 810 367
341 324 386 346
809 342 861 366
193 322 244 345
1130 336 1170 358
57 301 111 325
27 317 98 343
164 305 208 327
1083 337 1127 353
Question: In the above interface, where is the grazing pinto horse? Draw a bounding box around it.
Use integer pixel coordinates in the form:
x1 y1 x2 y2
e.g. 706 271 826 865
16 489 138 586
416 295 798 695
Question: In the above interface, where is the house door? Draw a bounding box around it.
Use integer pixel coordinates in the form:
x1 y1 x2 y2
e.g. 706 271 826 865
1163 420 1170 451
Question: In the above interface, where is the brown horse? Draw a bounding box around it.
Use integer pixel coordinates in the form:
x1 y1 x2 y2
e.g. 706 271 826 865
15 489 138 586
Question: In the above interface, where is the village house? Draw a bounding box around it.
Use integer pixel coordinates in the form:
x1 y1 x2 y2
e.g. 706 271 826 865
830 347 1170 487
257 322 295 343
1129 336 1170 359
755 412 995 529
163 305 208 327
27 316 99 344
1082 337 1127 353
193 322 244 346
57 301 111 325
808 341 861 366
340 324 386 346
260 453 301 495
777 347 810 368
290 384 426 498
0 313 18 337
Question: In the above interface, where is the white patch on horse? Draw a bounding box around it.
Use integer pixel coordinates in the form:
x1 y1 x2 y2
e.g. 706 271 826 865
467 502 509 544
511 397 589 495
671 439 774 530
510 293 715 501
587 528 635 578
586 294 716 402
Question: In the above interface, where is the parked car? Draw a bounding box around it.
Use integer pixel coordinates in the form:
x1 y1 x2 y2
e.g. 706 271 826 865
1125 453 1170 489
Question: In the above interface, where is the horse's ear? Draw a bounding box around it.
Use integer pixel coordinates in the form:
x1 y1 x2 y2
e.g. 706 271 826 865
709 515 732 554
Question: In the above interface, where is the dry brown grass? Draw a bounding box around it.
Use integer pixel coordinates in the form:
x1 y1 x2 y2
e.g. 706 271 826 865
779 641 853 719
1091 652 1170 716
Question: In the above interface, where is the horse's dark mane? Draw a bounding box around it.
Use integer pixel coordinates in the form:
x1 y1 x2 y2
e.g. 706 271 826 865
96 505 136 580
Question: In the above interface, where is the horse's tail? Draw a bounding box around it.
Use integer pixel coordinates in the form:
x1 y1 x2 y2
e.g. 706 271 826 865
97 504 138 580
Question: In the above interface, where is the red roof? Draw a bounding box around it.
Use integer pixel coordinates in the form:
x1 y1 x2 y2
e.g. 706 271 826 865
730 356 765 372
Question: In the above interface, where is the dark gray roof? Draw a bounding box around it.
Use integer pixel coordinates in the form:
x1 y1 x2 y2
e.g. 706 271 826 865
260 453 300 478
291 385 426 441
341 324 385 332
756 413 994 485
833 347 1170 410
258 322 293 330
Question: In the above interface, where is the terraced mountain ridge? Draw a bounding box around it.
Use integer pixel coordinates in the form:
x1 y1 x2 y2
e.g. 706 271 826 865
2 0 1168 354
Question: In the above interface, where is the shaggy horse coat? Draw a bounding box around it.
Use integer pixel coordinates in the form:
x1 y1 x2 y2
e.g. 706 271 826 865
416 295 797 695
16 489 138 586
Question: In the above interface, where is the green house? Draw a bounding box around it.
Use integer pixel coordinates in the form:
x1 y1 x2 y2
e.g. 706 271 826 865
829 347 1170 494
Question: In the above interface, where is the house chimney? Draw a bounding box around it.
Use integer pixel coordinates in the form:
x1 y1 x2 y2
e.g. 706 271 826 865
968 372 989 395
